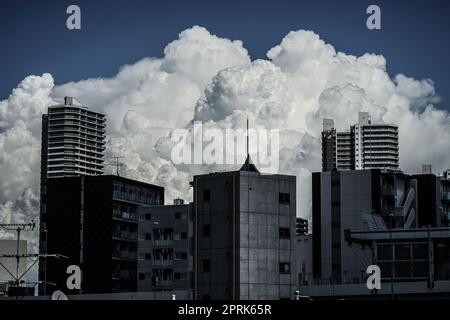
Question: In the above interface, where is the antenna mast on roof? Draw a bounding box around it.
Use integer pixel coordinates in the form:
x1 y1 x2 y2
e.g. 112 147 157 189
247 117 250 170
105 155 124 176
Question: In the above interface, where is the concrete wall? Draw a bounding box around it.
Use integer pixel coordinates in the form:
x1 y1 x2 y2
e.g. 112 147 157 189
137 204 192 292
238 173 296 300
194 170 297 300
317 171 373 284
339 171 373 283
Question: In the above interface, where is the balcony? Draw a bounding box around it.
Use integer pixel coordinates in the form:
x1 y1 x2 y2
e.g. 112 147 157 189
158 280 174 287
112 231 138 241
152 260 174 267
111 270 136 280
113 210 137 221
113 191 163 206
112 250 137 260
153 239 174 247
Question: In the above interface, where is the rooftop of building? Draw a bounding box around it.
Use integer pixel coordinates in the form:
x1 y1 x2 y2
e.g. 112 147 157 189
191 155 296 181
46 174 165 190
47 96 106 117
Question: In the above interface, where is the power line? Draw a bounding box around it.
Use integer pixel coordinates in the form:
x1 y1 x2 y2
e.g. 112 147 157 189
0 221 67 300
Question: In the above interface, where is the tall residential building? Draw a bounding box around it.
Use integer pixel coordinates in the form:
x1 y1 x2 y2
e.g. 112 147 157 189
39 97 107 295
137 200 194 294
38 175 164 294
40 96 106 180
321 112 399 172
193 156 297 300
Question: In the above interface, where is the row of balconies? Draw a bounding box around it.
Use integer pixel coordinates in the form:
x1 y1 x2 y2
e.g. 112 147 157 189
49 108 105 120
150 260 175 267
48 121 105 131
49 112 106 123
362 126 398 132
47 163 104 173
113 210 138 221
48 145 104 156
48 141 105 152
363 155 399 161
112 191 163 206
111 270 136 280
48 130 105 140
49 135 105 145
47 158 104 166
363 145 398 150
49 119 105 130
362 138 398 144
47 168 102 176
112 250 137 260
112 230 138 241
152 239 174 247
47 155 104 165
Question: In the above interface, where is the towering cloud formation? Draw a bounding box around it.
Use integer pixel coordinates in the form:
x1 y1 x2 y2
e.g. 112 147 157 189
1 27 449 261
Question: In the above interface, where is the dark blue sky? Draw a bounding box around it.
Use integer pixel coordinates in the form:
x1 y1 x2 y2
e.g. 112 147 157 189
1 0 450 111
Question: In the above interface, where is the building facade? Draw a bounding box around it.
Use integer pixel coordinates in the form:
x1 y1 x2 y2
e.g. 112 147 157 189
321 112 399 172
39 175 164 294
312 169 450 286
193 157 297 300
137 201 193 293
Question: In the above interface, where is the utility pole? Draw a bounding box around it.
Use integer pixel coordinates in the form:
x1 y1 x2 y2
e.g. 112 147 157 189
0 222 35 300
0 221 67 300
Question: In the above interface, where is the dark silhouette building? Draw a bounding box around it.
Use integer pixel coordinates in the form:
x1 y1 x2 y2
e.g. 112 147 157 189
39 175 164 294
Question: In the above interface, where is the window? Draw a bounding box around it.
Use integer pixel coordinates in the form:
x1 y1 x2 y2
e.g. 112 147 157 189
181 232 187 240
279 263 291 274
395 244 411 260
203 224 210 237
377 244 392 260
175 252 187 260
145 214 152 220
174 272 187 280
175 212 187 220
203 260 210 273
145 253 152 260
413 244 427 260
203 190 211 202
138 253 145 261
145 233 152 240
279 193 290 204
139 273 145 280
279 228 290 239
